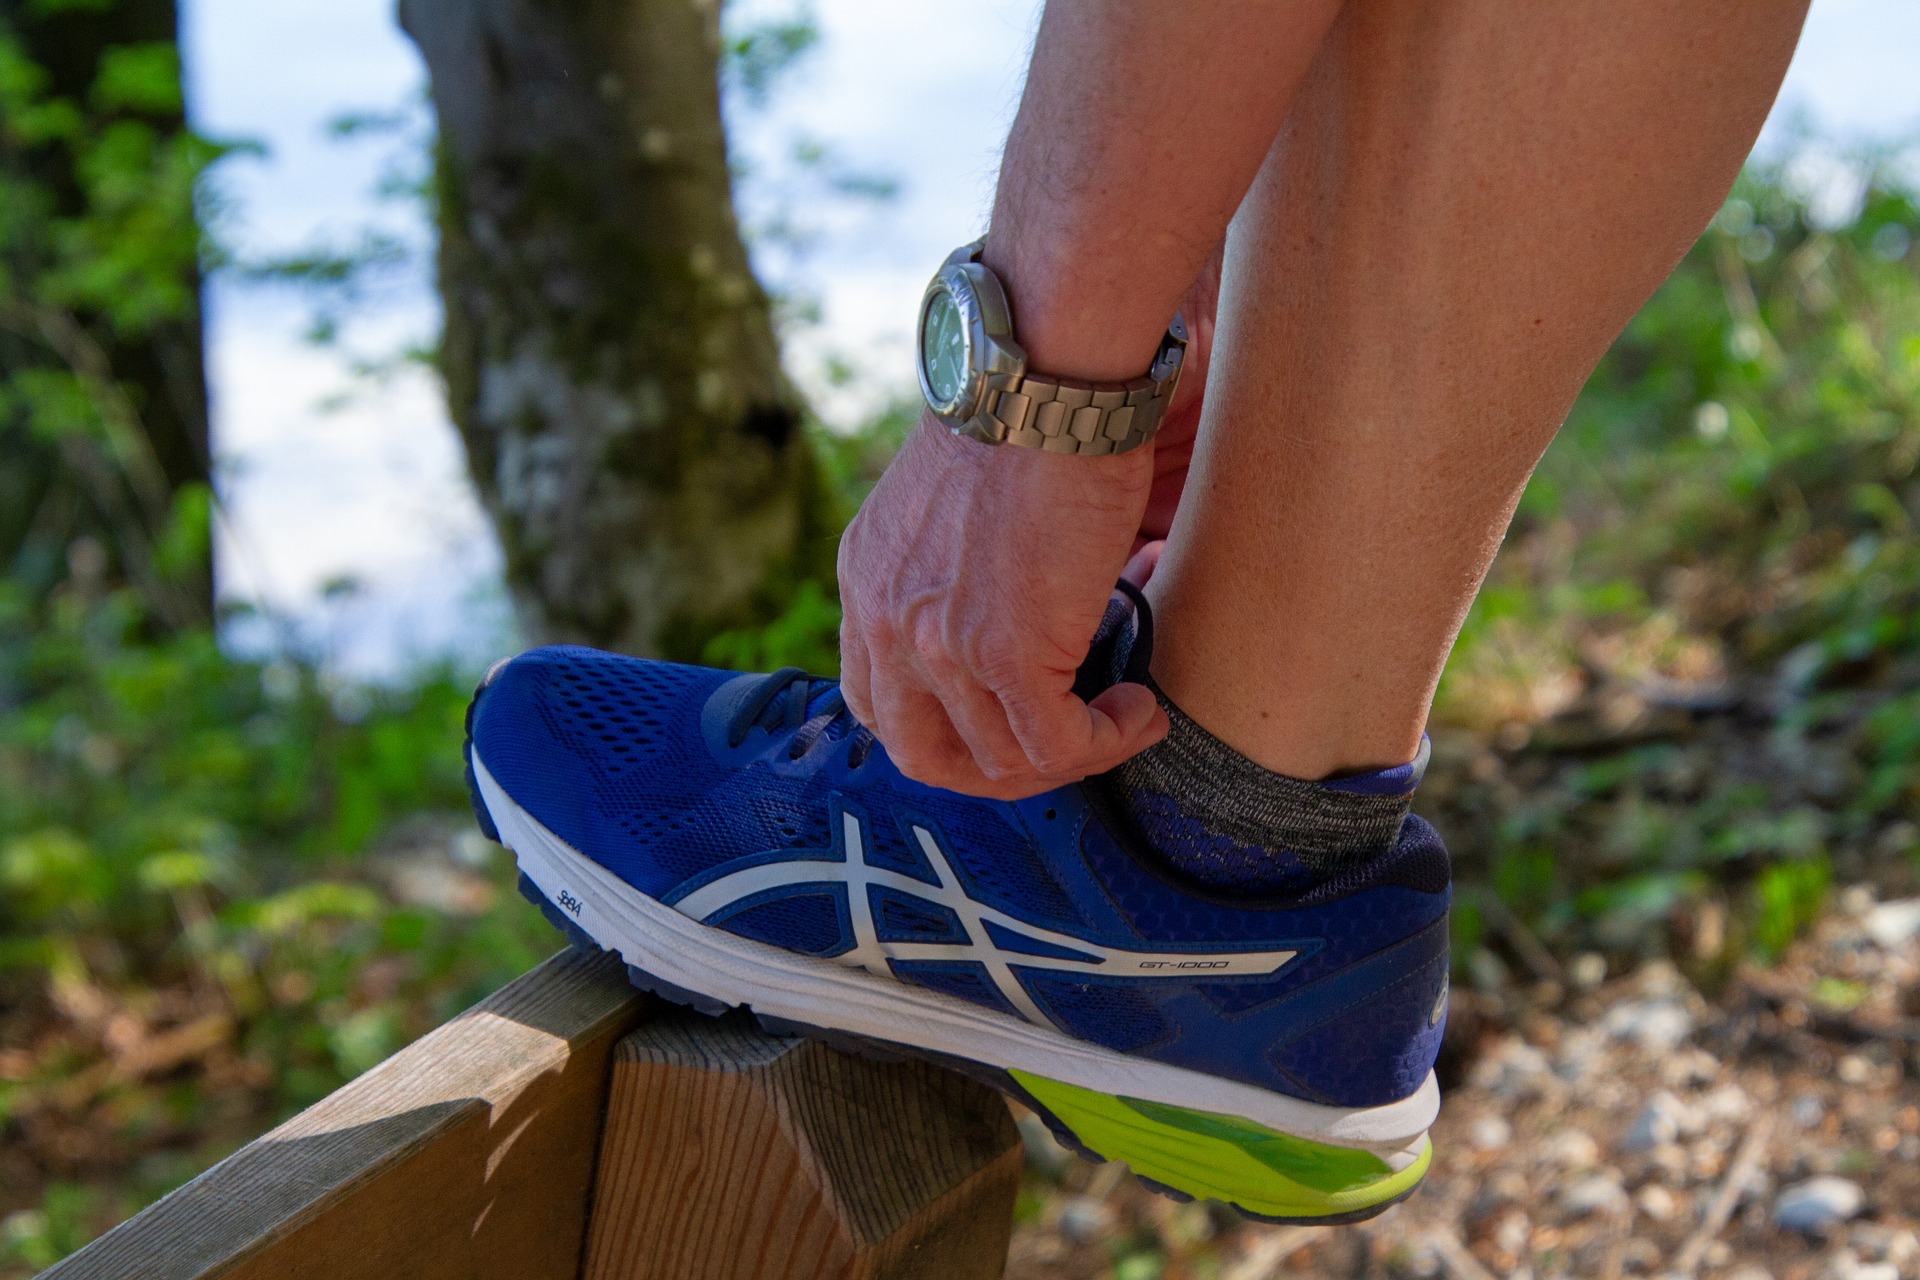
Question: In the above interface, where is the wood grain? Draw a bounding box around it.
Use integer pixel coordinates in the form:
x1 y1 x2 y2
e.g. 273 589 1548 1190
44 948 650 1280
580 1011 1023 1280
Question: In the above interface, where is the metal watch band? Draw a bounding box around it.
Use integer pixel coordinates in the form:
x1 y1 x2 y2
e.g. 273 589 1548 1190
974 369 1178 456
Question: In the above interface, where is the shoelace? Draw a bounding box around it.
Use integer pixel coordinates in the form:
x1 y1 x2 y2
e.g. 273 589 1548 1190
724 580 1154 769
724 666 877 765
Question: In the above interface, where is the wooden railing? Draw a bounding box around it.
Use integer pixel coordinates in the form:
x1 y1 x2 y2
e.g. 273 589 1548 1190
42 950 1023 1279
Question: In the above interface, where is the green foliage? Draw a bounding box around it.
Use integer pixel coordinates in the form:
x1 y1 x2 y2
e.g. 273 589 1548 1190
1753 855 1831 960
0 10 219 627
0 1183 97 1273
701 577 842 673
0 589 554 1268
1433 146 1920 969
723 2 821 107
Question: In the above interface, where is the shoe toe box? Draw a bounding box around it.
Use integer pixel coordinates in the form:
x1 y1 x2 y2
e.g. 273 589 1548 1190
468 646 746 896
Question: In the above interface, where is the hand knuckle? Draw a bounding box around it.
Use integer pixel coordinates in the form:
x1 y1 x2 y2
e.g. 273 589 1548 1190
863 621 903 661
965 631 1025 683
904 605 948 661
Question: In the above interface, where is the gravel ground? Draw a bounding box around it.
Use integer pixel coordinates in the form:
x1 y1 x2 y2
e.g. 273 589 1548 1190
1004 888 1920 1280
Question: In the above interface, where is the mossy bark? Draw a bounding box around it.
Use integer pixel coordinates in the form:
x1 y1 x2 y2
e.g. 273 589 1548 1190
400 0 834 660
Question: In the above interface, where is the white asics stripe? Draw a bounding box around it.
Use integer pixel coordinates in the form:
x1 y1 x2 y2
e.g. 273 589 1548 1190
671 811 1299 1030
473 755 1440 1158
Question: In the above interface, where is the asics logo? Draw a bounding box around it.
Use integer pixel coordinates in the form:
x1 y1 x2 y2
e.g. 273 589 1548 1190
671 809 1298 1030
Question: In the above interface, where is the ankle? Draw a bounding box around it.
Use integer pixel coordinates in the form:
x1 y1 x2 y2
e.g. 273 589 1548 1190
1148 656 1427 783
1100 677 1426 896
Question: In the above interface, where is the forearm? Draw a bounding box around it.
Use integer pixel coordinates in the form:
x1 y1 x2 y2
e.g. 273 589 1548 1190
982 0 1341 381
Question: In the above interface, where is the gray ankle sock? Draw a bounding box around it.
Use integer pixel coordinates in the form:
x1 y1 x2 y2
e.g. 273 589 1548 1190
1102 678 1427 895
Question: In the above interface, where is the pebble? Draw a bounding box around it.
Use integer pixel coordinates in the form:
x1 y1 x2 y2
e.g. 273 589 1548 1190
1622 1091 1702 1153
1842 886 1878 916
1469 946 1512 992
1472 1038 1555 1098
1664 1048 1721 1088
1773 1176 1865 1232
1554 1027 1607 1083
1559 1172 1628 1217
1635 1183 1678 1220
1826 1251 1899 1280
1603 997 1694 1052
1864 899 1920 949
1791 1093 1827 1128
1470 1115 1513 1151
1542 1128 1599 1169
1057 1196 1115 1242
1568 952 1608 990
1888 1230 1920 1266
1623 1108 1676 1154
1700 1083 1753 1124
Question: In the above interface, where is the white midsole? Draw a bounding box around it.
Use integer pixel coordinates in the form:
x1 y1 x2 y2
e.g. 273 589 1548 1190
473 755 1439 1165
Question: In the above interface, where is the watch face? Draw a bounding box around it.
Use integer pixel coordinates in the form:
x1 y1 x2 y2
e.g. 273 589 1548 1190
920 287 970 409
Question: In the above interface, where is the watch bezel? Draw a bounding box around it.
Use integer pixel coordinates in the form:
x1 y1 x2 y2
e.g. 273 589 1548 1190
915 272 980 421
916 243 1027 437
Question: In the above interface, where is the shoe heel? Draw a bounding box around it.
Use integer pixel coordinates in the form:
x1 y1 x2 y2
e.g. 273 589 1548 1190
1009 1070 1431 1223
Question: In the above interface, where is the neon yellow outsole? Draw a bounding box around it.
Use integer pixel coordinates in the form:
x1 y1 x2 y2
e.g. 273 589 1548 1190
1011 1070 1432 1221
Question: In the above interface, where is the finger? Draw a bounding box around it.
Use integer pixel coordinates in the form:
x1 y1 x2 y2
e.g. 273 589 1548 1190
867 668 975 788
871 669 1085 799
838 617 876 728
1088 682 1170 764
1121 540 1164 589
919 667 1046 788
999 679 1168 781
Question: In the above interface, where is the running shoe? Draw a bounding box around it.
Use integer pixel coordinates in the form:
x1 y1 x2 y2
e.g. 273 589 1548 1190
464 589 1450 1223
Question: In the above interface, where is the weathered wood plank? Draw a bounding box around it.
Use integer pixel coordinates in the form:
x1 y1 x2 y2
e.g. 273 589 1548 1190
44 948 650 1280
580 1010 1022 1280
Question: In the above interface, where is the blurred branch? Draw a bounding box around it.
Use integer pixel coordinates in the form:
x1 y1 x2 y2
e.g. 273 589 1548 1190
1669 1114 1772 1280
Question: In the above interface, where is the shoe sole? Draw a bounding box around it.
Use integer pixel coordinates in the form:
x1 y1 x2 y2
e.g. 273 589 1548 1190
471 751 1436 1223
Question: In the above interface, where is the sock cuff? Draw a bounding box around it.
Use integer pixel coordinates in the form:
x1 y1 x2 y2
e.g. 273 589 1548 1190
1324 735 1431 796
1112 677 1420 863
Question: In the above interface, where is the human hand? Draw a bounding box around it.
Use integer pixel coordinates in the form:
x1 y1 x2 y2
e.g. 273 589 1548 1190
837 422 1168 799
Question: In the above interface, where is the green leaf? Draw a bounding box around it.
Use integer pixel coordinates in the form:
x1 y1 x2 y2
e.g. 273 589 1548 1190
90 44 183 115
137 850 215 893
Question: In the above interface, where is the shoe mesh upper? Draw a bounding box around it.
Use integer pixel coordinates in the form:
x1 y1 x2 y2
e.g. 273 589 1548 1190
472 645 1452 1109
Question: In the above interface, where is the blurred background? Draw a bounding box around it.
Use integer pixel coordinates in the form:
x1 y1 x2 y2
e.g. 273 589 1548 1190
2 1 1919 1275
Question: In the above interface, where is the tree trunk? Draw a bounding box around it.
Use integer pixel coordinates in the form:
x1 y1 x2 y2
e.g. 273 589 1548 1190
0 0 212 624
400 0 833 660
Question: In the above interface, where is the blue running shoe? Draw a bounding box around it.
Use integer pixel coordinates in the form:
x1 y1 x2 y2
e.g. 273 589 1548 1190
465 591 1449 1223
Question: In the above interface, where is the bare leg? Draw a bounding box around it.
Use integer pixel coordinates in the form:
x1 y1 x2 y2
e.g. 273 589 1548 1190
1148 0 1809 780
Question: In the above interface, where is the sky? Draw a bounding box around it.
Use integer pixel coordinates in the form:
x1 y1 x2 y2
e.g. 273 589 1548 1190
179 0 1920 677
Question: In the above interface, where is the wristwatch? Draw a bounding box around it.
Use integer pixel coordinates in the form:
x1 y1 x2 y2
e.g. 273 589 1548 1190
916 238 1187 456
